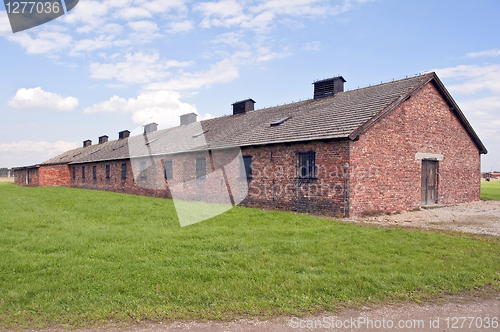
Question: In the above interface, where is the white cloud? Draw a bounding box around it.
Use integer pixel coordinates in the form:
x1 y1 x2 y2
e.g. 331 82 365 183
116 7 152 20
6 31 72 55
459 97 500 140
8 87 79 112
255 46 290 62
0 140 78 154
195 0 358 33
0 140 79 168
146 58 239 91
466 49 500 58
84 90 203 128
101 23 124 34
304 41 321 51
252 0 341 17
240 11 275 32
63 0 110 31
196 0 249 29
135 0 187 13
434 64 500 94
128 20 159 33
0 10 11 34
167 20 194 34
89 52 192 83
71 35 114 55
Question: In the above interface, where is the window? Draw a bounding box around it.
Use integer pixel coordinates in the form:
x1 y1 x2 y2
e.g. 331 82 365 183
297 151 315 179
196 157 206 179
164 160 173 180
192 130 208 138
82 166 85 179
106 165 110 179
72 167 76 179
122 163 127 180
93 166 96 180
242 156 252 179
270 116 291 127
140 161 147 179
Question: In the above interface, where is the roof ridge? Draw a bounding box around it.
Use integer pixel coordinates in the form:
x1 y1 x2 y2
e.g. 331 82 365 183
344 73 431 93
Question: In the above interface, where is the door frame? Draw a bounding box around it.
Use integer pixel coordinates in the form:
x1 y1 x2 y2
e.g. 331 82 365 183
421 159 438 206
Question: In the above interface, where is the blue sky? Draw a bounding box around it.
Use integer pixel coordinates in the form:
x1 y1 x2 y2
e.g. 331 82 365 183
0 0 499 171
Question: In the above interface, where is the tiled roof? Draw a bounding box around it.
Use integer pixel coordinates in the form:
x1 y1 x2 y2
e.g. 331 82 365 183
41 138 130 165
40 72 486 165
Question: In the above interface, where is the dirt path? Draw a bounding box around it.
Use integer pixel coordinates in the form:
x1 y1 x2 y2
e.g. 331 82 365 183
22 293 499 332
349 200 500 237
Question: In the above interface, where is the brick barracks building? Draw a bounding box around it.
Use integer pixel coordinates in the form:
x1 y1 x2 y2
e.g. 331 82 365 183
13 72 487 217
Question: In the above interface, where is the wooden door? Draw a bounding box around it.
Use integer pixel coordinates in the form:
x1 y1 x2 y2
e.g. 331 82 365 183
421 160 437 205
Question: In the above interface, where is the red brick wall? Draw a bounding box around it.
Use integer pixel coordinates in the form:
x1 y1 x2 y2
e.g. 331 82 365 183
67 141 350 216
349 81 481 216
39 165 71 187
14 168 39 186
69 159 170 197
240 140 350 215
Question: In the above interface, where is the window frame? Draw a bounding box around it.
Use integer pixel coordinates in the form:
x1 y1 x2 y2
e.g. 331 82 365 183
196 157 206 179
121 163 127 180
105 165 110 179
297 151 316 180
164 160 173 180
82 166 85 179
92 166 96 180
242 155 252 180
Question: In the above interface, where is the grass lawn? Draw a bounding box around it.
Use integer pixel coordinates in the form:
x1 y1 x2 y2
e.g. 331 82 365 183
481 180 500 200
0 182 499 329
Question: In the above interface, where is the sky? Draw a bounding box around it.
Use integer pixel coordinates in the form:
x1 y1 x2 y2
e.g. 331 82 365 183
0 0 499 171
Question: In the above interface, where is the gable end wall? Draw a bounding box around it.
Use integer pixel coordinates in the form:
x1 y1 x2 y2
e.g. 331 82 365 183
349 81 481 216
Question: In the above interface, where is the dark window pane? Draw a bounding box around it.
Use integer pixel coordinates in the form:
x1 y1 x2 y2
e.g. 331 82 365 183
297 151 315 179
122 163 127 180
164 160 173 179
106 165 110 179
93 166 96 179
242 156 252 179
82 166 85 179
196 158 206 179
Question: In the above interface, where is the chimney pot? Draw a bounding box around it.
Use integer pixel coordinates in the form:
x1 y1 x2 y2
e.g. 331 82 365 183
99 135 109 144
83 140 92 148
180 113 198 125
144 122 158 134
313 76 346 99
232 99 255 115
119 130 130 140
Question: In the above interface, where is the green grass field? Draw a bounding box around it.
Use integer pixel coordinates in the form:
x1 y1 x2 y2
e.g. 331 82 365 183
481 180 500 200
0 182 499 329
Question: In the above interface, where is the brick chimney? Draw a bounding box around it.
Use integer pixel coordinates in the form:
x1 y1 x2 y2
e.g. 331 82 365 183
99 135 109 144
313 76 346 99
83 140 92 148
144 122 158 134
180 113 197 126
232 99 255 115
119 130 130 140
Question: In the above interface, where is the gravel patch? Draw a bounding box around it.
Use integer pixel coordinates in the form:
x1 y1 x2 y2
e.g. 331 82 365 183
349 200 500 237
